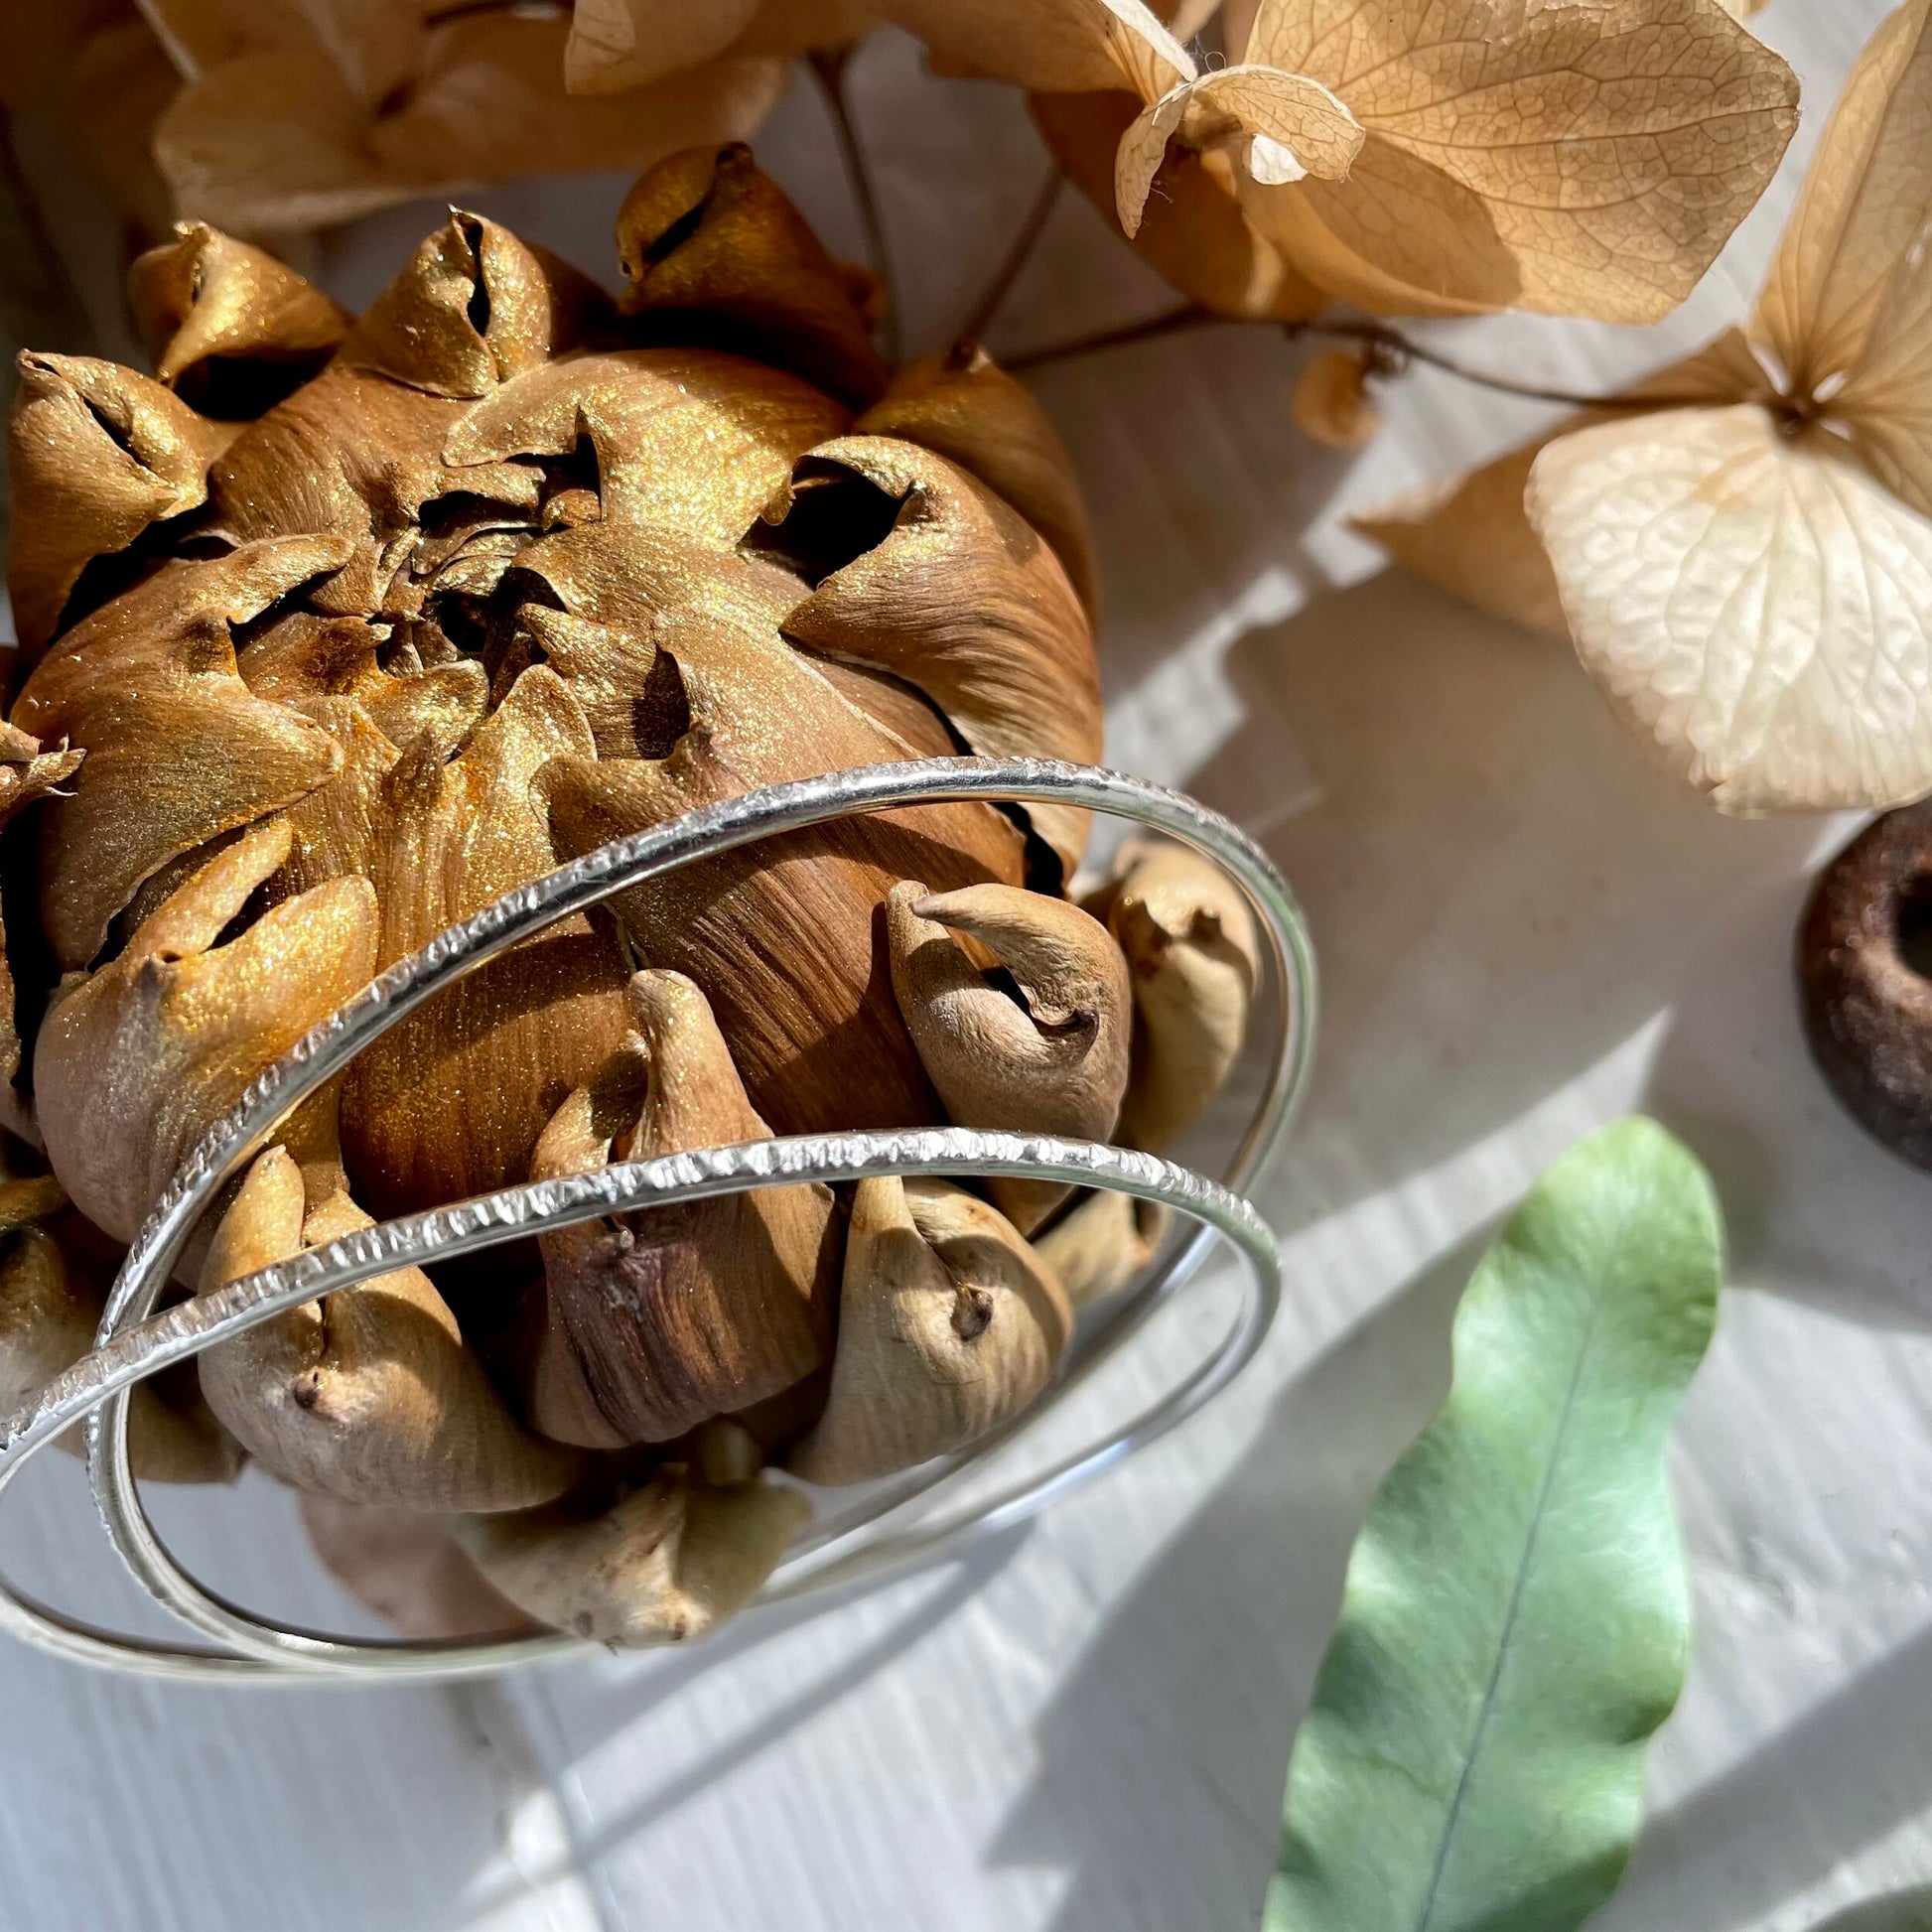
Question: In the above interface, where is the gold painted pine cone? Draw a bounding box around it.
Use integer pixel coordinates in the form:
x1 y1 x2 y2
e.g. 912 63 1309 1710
1 146 1256 1648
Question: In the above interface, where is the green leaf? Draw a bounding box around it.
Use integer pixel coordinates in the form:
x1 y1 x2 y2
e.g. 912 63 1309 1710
1267 1117 1725 1932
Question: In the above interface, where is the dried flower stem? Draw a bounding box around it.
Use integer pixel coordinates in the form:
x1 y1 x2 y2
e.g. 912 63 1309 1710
1005 304 1702 413
809 47 902 364
957 170 1062 346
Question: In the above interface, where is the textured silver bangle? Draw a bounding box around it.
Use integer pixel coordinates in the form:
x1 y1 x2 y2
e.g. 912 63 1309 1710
0 758 1314 1682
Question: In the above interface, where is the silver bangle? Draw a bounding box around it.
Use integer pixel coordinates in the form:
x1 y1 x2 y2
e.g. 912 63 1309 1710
0 758 1314 1682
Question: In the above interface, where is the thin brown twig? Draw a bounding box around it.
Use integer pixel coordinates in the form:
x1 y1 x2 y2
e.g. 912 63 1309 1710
1005 302 1717 413
808 46 901 364
1290 320 1629 410
956 170 1062 346
1004 304 1221 372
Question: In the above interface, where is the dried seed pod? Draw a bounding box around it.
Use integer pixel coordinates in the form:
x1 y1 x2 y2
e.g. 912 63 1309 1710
331 666 632 1218
616 142 888 406
338 210 609 400
0 727 85 1145
1034 1188 1171 1309
16 540 353 969
529 971 837 1447
0 1170 242 1482
199 1146 585 1511
301 1496 540 1641
8 149 1108 1648
887 882 1131 1231
456 1468 811 1646
533 520 1029 1137
128 221 351 417
1292 348 1383 451
36 819 378 1248
789 1176 1072 1486
1085 839 1260 1152
1798 801 1932 1170
776 435 1101 880
854 343 1099 620
6 352 233 658
444 345 847 546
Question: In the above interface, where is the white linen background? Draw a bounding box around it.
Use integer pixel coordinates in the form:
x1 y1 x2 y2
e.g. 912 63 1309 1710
3 7 1927 1929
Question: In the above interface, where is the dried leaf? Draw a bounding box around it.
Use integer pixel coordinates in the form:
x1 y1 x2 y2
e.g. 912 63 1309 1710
66 19 181 244
1362 5 1932 815
153 15 789 239
875 0 1192 96
1527 404 1932 814
565 0 763 93
1353 331 1774 642
1233 0 1798 322
1033 87 1327 320
1117 65 1362 236
375 23 786 198
141 0 425 105
1751 0 1932 397
1835 220 1932 521
565 0 870 94
1268 1120 1723 1930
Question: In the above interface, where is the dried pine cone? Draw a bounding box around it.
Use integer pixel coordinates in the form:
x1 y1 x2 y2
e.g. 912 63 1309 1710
0 145 1255 1646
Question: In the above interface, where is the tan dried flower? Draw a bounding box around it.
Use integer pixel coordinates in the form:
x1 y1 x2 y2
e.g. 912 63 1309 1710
897 0 1799 322
3 148 1253 1645
1292 348 1382 452
1359 0 1932 815
7 0 792 244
